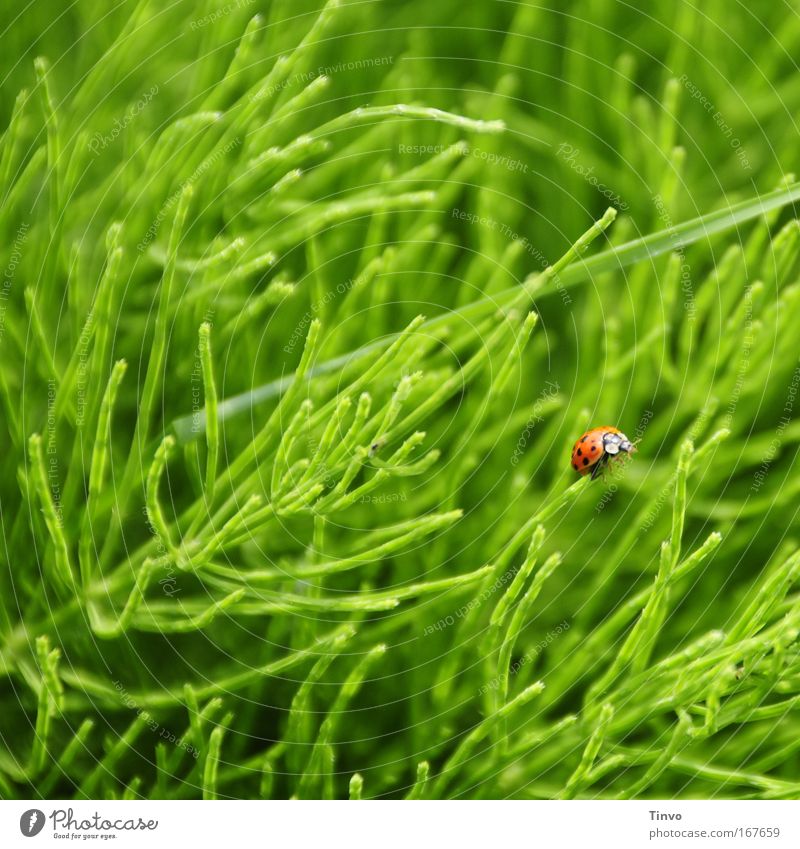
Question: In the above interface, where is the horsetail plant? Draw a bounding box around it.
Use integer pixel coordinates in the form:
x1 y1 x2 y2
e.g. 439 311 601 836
2 0 800 805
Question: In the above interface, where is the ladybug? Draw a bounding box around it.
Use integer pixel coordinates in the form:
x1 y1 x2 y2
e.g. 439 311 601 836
571 426 635 480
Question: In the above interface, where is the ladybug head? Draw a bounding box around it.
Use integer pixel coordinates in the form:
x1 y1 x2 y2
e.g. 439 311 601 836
602 430 635 455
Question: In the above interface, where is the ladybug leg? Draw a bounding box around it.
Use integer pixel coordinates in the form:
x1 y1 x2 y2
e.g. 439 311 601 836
590 451 613 481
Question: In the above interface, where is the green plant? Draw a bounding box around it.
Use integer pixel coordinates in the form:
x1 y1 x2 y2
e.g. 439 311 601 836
1 0 800 800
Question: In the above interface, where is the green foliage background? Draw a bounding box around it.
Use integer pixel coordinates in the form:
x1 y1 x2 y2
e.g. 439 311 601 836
1 0 800 799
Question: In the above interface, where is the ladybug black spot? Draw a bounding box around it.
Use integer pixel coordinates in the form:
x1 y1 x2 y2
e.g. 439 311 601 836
577 448 583 457
581 436 587 442
583 458 589 466
572 462 578 470
591 445 597 452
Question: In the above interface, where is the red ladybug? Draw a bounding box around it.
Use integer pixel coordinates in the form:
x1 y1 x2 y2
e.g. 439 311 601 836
571 426 635 479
